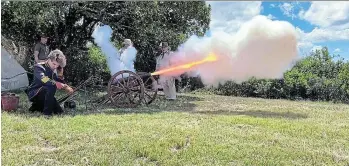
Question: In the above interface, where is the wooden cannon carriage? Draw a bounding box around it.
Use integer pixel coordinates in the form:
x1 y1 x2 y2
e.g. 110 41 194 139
57 70 159 111
107 70 158 107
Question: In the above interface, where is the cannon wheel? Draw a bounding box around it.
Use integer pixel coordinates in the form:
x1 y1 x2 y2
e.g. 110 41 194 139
107 70 145 108
137 72 158 105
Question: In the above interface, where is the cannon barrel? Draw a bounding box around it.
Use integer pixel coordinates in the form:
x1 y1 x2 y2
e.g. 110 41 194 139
136 72 151 77
113 72 154 82
137 72 159 80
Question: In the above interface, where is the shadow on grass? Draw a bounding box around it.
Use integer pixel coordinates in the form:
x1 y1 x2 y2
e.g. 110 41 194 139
192 109 308 119
5 92 307 120
5 94 204 118
102 94 203 115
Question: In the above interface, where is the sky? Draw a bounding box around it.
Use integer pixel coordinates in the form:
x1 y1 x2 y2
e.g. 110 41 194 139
206 1 349 60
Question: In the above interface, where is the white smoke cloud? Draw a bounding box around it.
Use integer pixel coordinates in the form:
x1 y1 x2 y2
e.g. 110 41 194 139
120 46 137 73
160 15 299 86
91 25 137 77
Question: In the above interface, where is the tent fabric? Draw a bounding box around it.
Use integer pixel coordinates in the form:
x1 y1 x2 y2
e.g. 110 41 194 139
1 47 29 91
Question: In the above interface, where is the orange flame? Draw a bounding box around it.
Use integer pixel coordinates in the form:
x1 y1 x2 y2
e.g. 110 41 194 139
151 53 218 76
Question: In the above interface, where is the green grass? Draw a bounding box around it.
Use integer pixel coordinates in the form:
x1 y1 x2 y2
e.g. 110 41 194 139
2 91 349 165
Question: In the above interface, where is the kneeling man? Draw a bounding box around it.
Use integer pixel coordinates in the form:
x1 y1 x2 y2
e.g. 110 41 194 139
26 49 74 116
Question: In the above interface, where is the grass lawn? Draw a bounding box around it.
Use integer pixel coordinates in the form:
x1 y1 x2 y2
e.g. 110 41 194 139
2 91 349 165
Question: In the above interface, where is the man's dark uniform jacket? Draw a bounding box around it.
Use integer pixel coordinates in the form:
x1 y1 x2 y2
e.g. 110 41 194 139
26 62 65 101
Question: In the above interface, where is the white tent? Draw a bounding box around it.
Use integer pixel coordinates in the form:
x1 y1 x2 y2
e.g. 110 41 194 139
1 47 29 91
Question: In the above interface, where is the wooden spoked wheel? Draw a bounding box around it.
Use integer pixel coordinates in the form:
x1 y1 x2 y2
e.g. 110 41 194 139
107 70 145 108
137 72 158 105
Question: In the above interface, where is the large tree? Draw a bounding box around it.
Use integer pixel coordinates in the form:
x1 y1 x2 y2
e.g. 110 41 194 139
1 1 211 84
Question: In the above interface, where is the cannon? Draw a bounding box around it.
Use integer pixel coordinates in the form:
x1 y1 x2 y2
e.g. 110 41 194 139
107 70 158 107
57 70 159 110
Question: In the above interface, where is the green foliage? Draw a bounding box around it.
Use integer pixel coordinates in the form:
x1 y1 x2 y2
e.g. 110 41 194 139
338 62 349 94
87 44 109 76
178 75 205 92
1 1 210 84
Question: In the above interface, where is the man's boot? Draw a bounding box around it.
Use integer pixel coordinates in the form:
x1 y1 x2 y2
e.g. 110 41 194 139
28 103 37 112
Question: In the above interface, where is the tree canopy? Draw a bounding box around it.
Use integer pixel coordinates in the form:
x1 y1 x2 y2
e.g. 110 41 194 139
1 1 211 83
